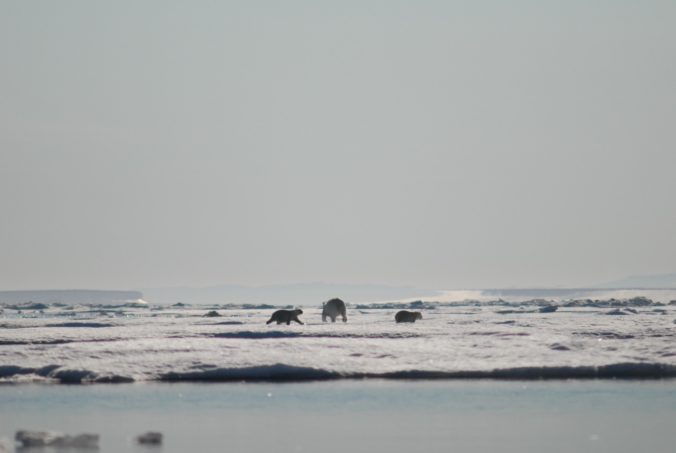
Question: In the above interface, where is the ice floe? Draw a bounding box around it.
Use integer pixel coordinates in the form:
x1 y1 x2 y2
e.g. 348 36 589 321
15 430 99 448
1 297 675 383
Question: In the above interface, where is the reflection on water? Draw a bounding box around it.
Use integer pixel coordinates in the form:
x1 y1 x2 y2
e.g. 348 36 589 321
1 381 675 453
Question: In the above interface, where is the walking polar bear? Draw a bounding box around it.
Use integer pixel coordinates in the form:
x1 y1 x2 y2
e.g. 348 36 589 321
395 310 422 323
322 298 347 323
266 309 304 325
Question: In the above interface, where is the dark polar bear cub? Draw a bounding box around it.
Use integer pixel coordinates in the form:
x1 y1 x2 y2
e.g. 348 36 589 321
266 309 304 325
322 298 347 323
394 310 422 323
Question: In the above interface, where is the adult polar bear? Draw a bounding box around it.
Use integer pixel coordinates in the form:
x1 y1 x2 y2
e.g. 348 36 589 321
322 298 347 323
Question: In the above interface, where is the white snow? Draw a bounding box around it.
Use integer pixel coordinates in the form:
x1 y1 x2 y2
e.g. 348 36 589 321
1 299 675 382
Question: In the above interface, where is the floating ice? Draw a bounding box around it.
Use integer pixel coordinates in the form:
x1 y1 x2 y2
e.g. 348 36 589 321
136 431 163 445
15 430 99 448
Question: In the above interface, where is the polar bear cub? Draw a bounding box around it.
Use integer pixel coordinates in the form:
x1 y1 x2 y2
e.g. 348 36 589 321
266 309 304 325
394 310 422 323
322 298 347 323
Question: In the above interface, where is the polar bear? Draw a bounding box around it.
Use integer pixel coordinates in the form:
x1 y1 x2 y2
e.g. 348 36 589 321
322 298 347 323
395 310 422 323
266 309 304 325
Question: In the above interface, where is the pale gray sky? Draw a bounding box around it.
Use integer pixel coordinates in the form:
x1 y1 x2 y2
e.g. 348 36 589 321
1 1 675 290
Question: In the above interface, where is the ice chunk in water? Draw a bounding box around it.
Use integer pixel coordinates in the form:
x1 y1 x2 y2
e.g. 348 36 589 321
136 431 163 445
15 430 99 448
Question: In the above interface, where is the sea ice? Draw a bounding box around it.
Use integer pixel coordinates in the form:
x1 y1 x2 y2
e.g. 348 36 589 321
1 297 675 382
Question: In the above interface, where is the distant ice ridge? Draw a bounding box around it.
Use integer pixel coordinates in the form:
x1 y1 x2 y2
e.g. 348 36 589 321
354 296 673 309
434 288 676 304
0 290 145 306
2 293 675 312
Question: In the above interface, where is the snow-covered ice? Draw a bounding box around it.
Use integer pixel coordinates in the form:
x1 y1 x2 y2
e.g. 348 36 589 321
1 297 675 383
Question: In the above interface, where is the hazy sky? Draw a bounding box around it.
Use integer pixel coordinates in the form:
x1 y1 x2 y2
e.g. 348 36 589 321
1 1 675 290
